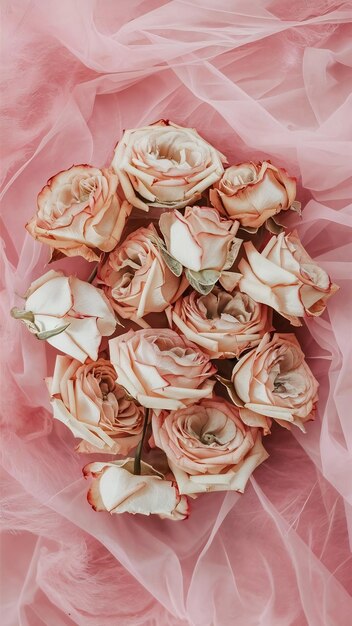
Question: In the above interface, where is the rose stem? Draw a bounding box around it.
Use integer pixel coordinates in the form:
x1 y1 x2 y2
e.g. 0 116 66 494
133 408 150 476
87 264 98 284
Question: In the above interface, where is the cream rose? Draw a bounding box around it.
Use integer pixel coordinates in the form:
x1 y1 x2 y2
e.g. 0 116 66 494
46 355 144 455
11 270 116 362
171 286 272 358
84 459 189 520
210 161 297 231
159 206 241 293
111 120 226 211
151 398 268 495
109 329 216 411
238 231 339 326
26 165 131 262
97 224 187 327
225 333 319 432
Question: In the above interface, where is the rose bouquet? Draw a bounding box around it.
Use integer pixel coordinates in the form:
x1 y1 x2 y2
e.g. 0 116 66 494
11 120 338 521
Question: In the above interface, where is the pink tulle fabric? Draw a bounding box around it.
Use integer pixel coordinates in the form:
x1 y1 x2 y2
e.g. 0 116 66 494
1 2 352 625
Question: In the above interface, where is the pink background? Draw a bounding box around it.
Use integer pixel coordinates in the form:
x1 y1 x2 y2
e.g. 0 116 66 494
1 1 352 625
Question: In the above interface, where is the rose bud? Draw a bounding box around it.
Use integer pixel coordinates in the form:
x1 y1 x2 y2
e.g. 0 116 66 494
171 286 272 359
26 165 131 262
210 161 297 232
46 355 144 455
159 206 242 294
11 270 116 362
225 333 319 432
151 398 268 495
83 459 189 520
97 224 188 327
109 329 216 411
238 231 339 326
111 119 226 211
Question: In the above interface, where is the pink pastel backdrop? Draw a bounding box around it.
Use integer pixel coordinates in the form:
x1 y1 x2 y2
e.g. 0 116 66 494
1 1 352 625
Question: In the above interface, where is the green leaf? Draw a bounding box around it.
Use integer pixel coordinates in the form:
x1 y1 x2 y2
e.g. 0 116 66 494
239 225 258 235
185 269 216 295
266 217 284 235
149 234 183 277
10 307 35 323
159 247 183 277
190 269 221 285
36 323 70 341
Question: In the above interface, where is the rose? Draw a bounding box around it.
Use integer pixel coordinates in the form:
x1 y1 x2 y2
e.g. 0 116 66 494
46 355 144 455
109 329 216 410
97 224 187 326
159 206 240 273
171 286 272 359
210 161 297 231
238 231 339 326
151 398 268 495
83 459 189 520
11 270 116 362
26 165 131 262
159 206 241 293
111 119 226 211
225 333 319 432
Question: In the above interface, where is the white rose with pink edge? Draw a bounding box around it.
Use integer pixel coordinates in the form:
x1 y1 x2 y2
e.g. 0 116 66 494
109 328 216 411
11 270 116 363
159 206 242 294
26 165 131 262
84 459 189 520
151 397 268 495
238 231 338 326
46 355 144 455
112 119 226 211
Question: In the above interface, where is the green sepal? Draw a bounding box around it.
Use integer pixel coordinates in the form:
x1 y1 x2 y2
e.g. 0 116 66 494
36 323 70 341
185 269 220 295
149 234 183 277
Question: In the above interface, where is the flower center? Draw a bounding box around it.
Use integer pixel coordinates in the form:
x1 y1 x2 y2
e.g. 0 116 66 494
140 131 203 170
226 166 256 188
273 378 287 394
99 378 116 402
200 432 220 445
300 263 329 289
200 290 254 323
151 142 186 165
79 177 97 201
272 371 304 398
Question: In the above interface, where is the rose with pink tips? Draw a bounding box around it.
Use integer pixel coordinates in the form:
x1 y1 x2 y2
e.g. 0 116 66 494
151 397 268 495
11 270 116 363
238 231 339 326
26 165 131 262
84 459 189 521
109 328 216 411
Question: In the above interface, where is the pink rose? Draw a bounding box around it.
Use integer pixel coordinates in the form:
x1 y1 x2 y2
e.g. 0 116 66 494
83 459 189 520
46 355 144 455
151 398 268 495
171 286 272 359
109 329 216 410
159 206 239 273
111 120 225 211
239 231 339 326
26 165 131 262
210 161 297 231
97 224 187 326
159 206 241 293
226 333 319 432
11 270 116 362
